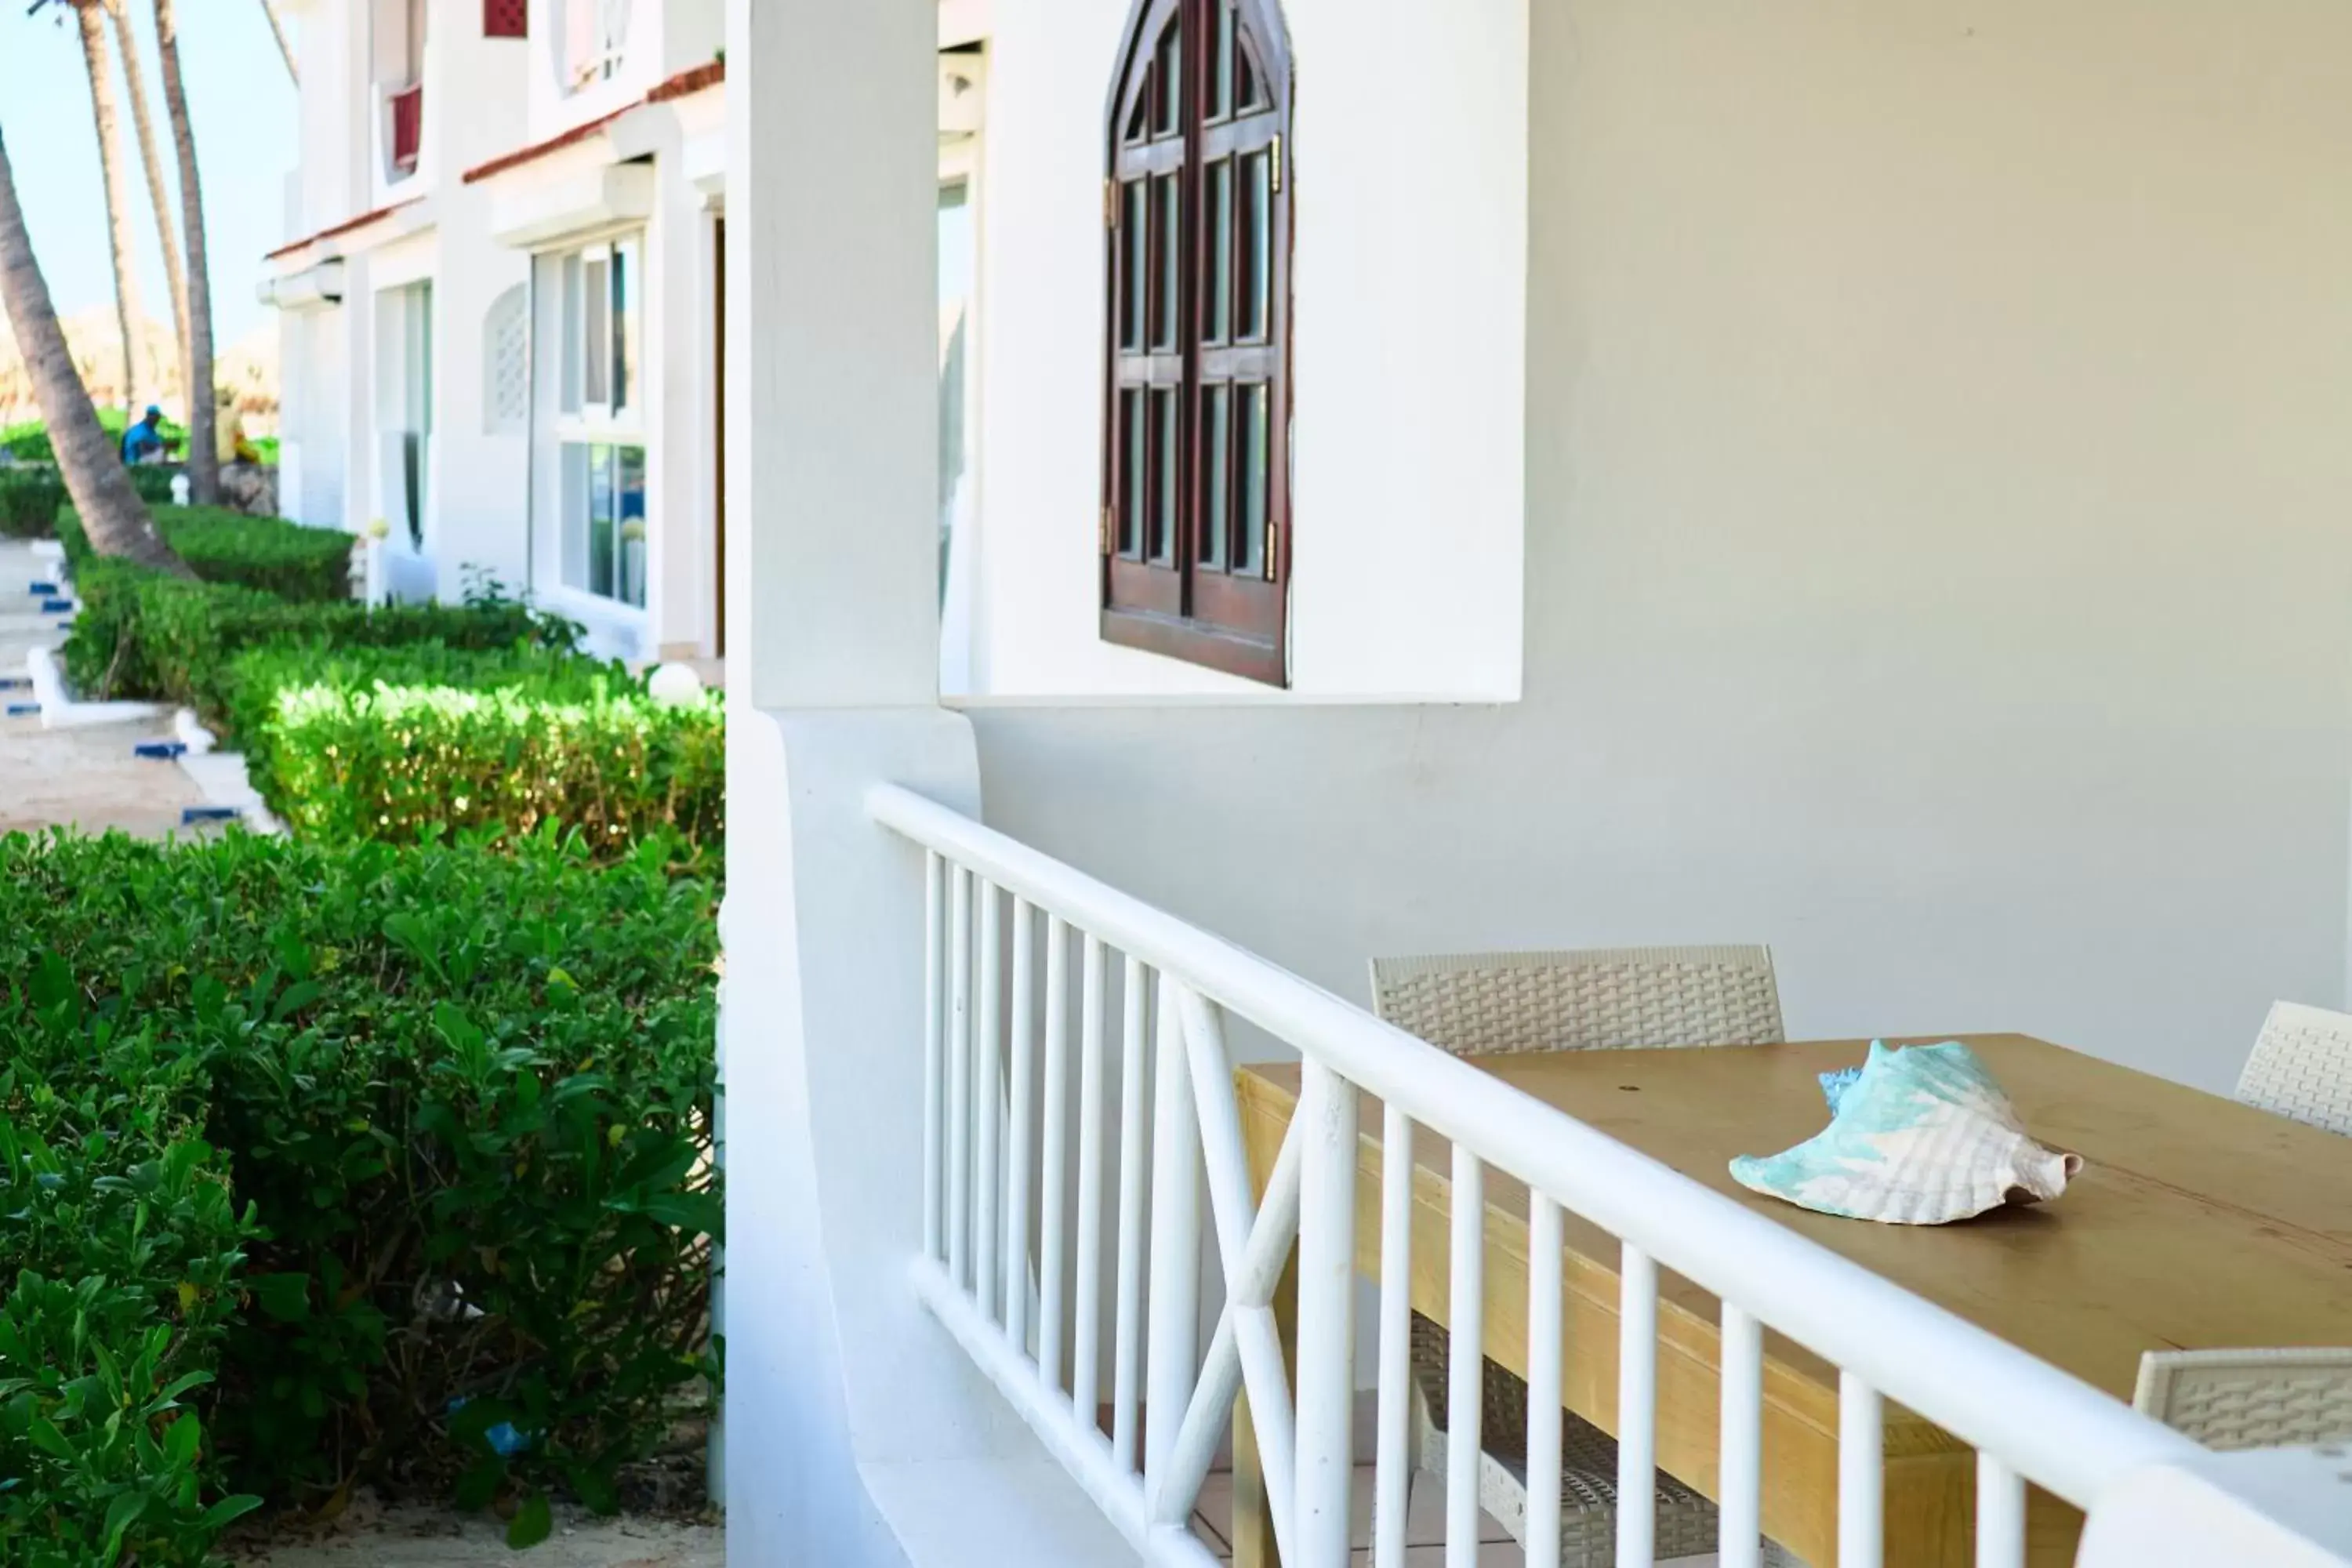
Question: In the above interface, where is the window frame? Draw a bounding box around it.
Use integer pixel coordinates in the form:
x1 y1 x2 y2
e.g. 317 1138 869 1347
545 231 650 610
1100 0 1294 687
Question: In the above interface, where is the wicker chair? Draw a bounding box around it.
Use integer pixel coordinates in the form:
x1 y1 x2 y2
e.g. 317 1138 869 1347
2133 1348 2352 1450
2237 1001 2352 1138
1369 946 1798 1567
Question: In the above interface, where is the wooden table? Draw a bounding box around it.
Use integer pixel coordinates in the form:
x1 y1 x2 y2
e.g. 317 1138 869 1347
1228 1035 2352 1567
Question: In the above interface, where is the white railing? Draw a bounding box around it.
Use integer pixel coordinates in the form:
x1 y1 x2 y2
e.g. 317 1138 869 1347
872 782 2204 1568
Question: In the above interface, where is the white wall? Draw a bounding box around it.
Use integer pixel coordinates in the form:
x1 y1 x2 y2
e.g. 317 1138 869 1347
966 0 2352 1095
966 0 1527 699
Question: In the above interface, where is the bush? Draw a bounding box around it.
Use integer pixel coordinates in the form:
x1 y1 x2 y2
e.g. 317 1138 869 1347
0 953 261 1564
0 468 64 538
60 559 574 724
0 829 720 1530
225 643 724 865
58 503 351 601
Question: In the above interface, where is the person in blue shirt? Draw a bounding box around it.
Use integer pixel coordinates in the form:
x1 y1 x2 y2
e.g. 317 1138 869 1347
120 406 167 465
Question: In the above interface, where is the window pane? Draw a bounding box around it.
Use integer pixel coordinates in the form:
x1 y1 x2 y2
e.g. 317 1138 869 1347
1125 89 1148 144
1151 387 1178 564
612 237 641 414
587 443 615 598
1121 388 1144 557
583 255 611 405
1240 151 1270 341
617 445 648 608
1211 1 1232 118
1121 182 1145 351
561 442 588 587
561 254 583 412
1152 19 1180 138
1238 383 1267 576
1236 38 1264 111
1152 174 1180 351
1200 384 1229 569
1205 159 1230 343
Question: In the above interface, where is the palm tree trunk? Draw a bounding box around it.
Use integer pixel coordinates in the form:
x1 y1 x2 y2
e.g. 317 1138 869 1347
104 0 191 421
0 122 191 574
73 0 147 419
258 0 296 86
152 0 215 504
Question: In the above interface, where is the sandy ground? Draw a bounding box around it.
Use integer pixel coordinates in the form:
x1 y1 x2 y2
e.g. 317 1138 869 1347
228 1498 724 1567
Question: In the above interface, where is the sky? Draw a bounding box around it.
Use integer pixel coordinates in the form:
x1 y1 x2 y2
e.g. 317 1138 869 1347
1 0 298 354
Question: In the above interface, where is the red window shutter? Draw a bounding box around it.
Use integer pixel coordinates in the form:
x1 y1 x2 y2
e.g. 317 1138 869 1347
484 0 527 38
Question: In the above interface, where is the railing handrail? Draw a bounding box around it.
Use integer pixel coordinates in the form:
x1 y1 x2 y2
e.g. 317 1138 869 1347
868 782 2204 1510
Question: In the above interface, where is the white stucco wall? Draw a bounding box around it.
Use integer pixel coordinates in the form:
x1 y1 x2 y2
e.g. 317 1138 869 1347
967 0 2352 1096
964 0 1528 699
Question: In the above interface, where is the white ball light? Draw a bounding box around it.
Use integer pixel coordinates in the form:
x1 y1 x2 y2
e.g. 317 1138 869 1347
647 662 705 708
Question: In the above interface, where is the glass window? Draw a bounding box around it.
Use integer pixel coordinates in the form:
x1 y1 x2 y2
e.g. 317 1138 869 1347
612 236 640 414
583 252 611 409
562 441 648 608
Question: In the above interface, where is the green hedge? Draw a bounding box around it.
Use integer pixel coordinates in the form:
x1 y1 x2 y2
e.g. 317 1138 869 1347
0 468 64 538
223 643 724 865
0 957 261 1565
0 829 720 1541
57 504 352 601
60 564 575 728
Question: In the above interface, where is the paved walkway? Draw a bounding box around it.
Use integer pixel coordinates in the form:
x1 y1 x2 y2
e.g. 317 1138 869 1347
231 1500 724 1568
0 538 209 840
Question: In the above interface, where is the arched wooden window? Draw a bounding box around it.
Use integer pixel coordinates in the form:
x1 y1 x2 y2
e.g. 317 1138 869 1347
1102 0 1292 686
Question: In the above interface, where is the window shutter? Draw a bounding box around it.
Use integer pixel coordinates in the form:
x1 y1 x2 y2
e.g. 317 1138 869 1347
484 0 527 38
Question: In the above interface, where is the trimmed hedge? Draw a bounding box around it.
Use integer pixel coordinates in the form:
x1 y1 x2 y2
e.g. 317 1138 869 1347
0 468 64 538
0 829 720 1537
1 957 261 1564
224 642 724 865
57 503 352 602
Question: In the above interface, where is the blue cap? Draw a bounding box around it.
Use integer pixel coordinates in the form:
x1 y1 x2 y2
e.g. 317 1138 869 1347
144 405 162 419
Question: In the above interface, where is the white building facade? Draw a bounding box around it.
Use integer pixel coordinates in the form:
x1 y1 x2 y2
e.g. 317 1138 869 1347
263 0 727 662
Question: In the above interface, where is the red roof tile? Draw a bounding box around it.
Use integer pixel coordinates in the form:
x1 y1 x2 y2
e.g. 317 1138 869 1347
263 197 425 262
463 58 726 186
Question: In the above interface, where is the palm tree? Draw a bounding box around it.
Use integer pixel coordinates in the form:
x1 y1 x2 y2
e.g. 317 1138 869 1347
257 0 296 86
0 120 189 573
152 0 215 503
68 0 149 420
104 0 191 426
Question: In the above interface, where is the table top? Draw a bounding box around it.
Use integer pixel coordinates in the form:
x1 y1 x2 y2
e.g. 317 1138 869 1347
1237 1034 2352 1403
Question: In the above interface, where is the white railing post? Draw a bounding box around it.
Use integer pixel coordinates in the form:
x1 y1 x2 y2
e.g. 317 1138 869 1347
921 850 943 1261
1039 916 1073 1395
1842 1373 1885 1568
1618 1243 1658 1568
1374 1105 1415 1568
1007 898 1038 1343
976 883 1003 1321
1144 980 1202 1486
1526 1194 1565 1568
1446 1144 1484 1568
1719 1302 1765 1568
1977 1451 2027 1568
947 866 973 1289
1295 1058 1358 1568
1073 935 1108 1429
1112 958 1152 1472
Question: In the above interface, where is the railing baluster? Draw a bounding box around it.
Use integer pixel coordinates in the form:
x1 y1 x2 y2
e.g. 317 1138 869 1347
975 882 1003 1320
1373 1105 1414 1568
1144 980 1201 1487
1976 1451 2026 1568
921 850 943 1261
1618 1243 1658 1568
1038 916 1072 1395
1295 1058 1358 1567
1111 957 1152 1472
1841 1373 1885 1568
1719 1302 1764 1568
1072 935 1108 1430
946 866 973 1290
1526 1194 1564 1568
1446 1143 1484 1568
1007 899 1038 1345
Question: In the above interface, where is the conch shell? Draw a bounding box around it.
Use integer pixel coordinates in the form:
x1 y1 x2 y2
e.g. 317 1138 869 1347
1730 1040 2083 1225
